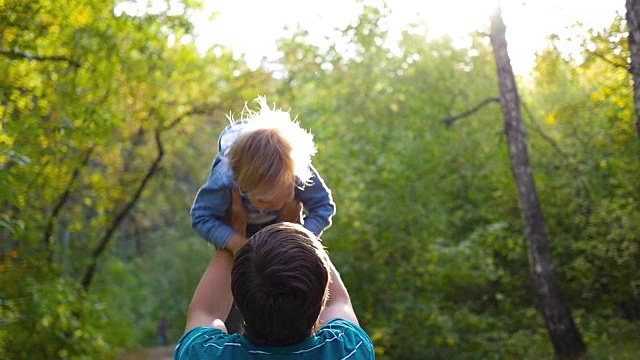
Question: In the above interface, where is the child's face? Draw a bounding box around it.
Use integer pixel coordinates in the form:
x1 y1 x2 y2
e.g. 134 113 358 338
248 185 294 211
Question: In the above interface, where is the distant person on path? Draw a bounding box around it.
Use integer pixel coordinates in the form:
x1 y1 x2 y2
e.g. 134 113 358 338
157 317 170 346
174 195 374 359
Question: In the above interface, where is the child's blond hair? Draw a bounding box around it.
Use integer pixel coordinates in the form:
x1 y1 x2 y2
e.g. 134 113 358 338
228 97 316 198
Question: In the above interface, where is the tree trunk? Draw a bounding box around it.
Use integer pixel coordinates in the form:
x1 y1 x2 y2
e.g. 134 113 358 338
489 8 586 358
626 0 640 157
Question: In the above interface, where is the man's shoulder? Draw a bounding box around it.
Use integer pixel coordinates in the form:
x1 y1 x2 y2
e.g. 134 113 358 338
311 319 375 358
174 327 241 359
318 318 371 339
240 319 374 359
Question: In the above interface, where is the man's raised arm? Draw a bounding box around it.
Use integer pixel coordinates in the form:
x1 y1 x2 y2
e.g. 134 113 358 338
184 189 248 333
317 257 359 327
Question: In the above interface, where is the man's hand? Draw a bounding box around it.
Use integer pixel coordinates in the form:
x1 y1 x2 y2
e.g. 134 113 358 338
281 198 303 224
229 189 248 235
225 189 249 255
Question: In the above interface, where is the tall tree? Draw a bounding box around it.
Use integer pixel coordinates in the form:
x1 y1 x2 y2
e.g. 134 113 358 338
626 0 640 156
488 8 586 358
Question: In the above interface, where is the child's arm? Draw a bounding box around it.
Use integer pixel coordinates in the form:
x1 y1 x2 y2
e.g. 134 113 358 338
296 164 336 237
191 164 243 251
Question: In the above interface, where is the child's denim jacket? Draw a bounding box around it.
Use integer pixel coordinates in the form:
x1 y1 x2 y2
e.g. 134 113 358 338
190 121 336 249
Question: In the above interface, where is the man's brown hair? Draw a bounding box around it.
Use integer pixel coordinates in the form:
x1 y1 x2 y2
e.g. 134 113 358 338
231 222 330 346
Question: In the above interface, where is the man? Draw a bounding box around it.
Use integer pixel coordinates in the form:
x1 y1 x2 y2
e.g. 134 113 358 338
174 191 374 359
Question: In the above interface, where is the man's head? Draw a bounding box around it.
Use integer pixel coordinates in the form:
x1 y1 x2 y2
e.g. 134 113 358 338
227 97 316 211
231 222 330 346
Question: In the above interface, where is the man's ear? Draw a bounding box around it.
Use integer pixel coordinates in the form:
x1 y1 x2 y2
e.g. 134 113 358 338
212 318 228 333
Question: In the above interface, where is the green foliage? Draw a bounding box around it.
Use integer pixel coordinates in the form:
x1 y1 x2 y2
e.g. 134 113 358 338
523 16 640 325
1 270 118 359
92 225 212 349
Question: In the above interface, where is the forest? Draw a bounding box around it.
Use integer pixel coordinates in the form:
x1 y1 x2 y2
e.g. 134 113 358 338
1 0 639 359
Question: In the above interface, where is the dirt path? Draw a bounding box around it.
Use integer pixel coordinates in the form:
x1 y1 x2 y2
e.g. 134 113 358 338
114 345 175 360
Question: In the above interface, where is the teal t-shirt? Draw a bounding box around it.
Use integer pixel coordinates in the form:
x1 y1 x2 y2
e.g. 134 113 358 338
174 318 375 359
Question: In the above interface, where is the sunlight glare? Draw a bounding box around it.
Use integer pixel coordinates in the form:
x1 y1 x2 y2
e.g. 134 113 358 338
389 0 499 39
189 0 623 75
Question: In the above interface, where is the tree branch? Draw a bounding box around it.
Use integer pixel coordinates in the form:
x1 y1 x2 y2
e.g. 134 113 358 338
585 50 630 73
520 102 567 157
443 97 500 127
79 106 213 290
81 131 164 290
43 146 95 252
0 48 81 68
163 107 211 131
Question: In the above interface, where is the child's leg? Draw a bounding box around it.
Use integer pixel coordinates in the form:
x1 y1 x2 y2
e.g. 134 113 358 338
280 198 303 224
